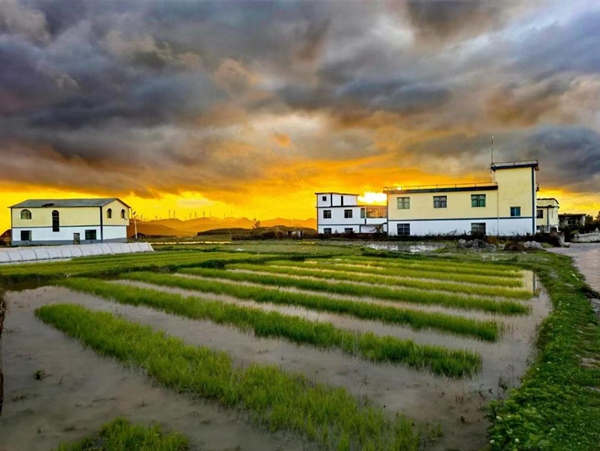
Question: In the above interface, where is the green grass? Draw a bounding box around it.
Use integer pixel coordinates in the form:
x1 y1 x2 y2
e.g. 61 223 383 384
56 418 188 451
271 260 524 288
123 272 501 341
180 267 529 315
37 304 420 450
341 256 522 277
228 263 533 299
487 252 600 450
0 251 279 284
60 278 481 377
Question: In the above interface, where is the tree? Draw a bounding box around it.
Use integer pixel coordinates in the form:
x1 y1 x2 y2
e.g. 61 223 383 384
595 211 600 224
252 218 261 229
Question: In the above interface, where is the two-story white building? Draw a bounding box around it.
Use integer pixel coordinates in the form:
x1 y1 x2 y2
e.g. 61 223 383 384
10 198 131 245
316 193 387 234
536 198 560 233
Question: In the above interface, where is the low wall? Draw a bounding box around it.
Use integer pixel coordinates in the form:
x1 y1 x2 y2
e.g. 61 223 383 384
573 232 600 243
0 242 154 264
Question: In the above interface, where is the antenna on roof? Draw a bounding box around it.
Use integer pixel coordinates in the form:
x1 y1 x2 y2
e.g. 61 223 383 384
491 135 494 165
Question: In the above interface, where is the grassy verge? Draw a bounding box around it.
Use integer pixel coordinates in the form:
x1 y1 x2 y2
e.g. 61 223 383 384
228 263 532 300
341 256 522 278
180 267 529 315
60 278 481 376
123 272 501 341
271 260 524 288
487 251 600 450
38 304 421 450
56 418 188 451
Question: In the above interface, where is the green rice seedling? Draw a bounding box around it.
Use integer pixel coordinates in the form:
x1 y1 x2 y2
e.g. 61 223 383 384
180 268 529 315
37 304 421 450
56 418 189 451
228 263 533 300
339 257 523 278
268 261 523 288
123 272 501 341
60 278 482 377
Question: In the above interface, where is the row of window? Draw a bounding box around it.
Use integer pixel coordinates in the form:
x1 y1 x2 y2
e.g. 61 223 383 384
397 196 523 216
395 223 487 236
398 195 488 209
19 229 98 242
322 209 353 219
20 208 127 221
323 228 354 234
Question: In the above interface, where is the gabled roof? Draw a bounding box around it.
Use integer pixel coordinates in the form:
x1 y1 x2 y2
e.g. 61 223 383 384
10 198 131 209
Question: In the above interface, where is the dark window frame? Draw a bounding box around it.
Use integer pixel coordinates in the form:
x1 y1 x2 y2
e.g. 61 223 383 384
323 228 332 234
323 210 332 219
471 222 486 235
510 206 521 217
397 197 410 210
20 209 32 220
20 230 32 241
52 210 60 232
397 223 410 236
536 209 543 219
433 196 447 209
344 209 353 219
85 229 97 241
471 194 486 208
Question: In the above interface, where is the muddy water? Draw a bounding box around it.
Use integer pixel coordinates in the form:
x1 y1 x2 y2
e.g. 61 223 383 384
13 277 551 450
0 288 308 451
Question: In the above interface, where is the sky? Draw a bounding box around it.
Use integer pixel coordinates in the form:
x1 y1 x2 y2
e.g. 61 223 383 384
1 0 599 231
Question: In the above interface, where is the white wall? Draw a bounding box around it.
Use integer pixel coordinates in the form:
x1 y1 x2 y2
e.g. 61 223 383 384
387 218 533 236
12 225 127 244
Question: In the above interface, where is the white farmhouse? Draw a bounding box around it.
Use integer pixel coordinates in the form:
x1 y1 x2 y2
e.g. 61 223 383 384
10 198 131 245
316 193 387 234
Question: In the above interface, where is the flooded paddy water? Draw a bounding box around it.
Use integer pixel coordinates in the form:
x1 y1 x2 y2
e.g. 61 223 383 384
0 253 551 450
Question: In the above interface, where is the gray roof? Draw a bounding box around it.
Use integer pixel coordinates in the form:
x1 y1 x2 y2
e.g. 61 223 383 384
10 198 131 209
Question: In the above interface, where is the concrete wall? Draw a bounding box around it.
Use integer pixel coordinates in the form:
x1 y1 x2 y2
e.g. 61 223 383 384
573 232 600 243
387 217 532 236
11 225 127 245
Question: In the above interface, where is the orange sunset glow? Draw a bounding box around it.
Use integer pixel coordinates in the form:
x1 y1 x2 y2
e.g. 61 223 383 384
1 1 599 233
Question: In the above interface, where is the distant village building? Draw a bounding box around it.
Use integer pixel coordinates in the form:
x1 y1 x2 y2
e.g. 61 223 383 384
315 193 387 234
316 160 568 237
559 213 587 229
536 198 560 233
10 198 130 245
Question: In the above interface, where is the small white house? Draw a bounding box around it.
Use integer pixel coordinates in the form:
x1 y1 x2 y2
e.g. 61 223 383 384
536 198 560 233
316 193 387 234
10 198 131 245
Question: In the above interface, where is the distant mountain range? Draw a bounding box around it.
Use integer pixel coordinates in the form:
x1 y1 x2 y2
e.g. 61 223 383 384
127 216 317 237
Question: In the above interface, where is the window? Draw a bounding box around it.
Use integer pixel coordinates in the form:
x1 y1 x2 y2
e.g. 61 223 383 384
471 223 486 235
397 223 410 236
121 209 126 219
20 209 32 220
52 210 60 232
433 196 447 208
510 206 521 217
20 230 31 241
471 194 486 208
323 228 332 234
344 228 354 233
85 230 97 240
323 210 332 219
360 208 365 219
344 209 353 219
322 196 327 201
107 208 112 219
397 197 410 209
537 209 543 219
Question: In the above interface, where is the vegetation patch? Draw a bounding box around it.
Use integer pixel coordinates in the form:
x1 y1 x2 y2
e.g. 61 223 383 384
56 417 189 451
181 267 529 315
38 304 421 450
487 252 600 450
123 272 501 341
228 263 532 300
271 260 524 288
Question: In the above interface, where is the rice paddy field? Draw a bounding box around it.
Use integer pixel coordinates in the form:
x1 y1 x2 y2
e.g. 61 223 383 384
0 243 599 450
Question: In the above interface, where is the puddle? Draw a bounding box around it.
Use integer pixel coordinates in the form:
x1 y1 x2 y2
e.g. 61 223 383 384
365 243 446 253
0 289 308 451
1 280 551 451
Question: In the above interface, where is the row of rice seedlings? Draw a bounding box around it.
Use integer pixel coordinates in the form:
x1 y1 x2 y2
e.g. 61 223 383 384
37 304 421 450
123 272 501 341
339 256 522 278
60 278 481 377
181 267 529 315
56 418 189 451
228 263 533 300
0 252 271 280
269 261 523 288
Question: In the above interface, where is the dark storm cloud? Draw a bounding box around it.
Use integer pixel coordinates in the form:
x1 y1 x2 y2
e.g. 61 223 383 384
0 0 599 201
